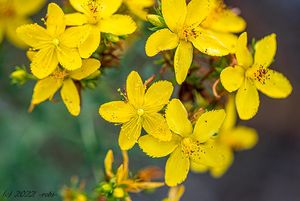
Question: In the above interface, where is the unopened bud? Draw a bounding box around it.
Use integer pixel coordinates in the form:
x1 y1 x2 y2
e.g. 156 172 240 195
113 187 125 198
147 14 165 27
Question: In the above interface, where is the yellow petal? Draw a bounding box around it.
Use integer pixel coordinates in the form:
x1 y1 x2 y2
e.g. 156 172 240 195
236 79 259 120
124 181 164 192
189 28 230 56
165 99 193 137
69 0 86 13
144 81 173 113
126 71 145 107
59 26 90 48
193 110 226 143
143 113 172 141
78 25 101 58
145 28 179 57
16 23 52 49
99 101 135 123
13 0 45 16
190 139 228 167
236 32 253 68
99 14 136 35
31 77 63 104
46 3 65 36
254 33 277 68
5 17 30 48
165 147 190 186
57 46 82 71
60 79 80 116
209 146 233 178
70 58 101 80
104 149 114 178
98 0 122 18
126 1 152 20
122 150 129 179
190 162 208 173
220 66 245 92
119 117 142 150
254 69 292 99
221 126 258 151
174 40 193 84
164 185 185 201
221 95 236 131
205 9 246 33
116 164 126 183
65 13 88 26
185 0 211 26
30 47 58 79
138 134 178 158
161 0 187 33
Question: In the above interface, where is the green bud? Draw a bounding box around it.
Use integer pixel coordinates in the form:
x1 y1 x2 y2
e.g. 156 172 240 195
10 67 28 85
105 34 120 43
147 14 165 27
101 183 112 192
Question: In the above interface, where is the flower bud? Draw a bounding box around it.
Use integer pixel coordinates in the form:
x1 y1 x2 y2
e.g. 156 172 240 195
147 14 165 27
113 187 125 198
101 183 112 192
10 68 28 85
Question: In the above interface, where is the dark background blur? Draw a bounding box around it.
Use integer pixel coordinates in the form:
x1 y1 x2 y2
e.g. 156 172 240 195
0 0 299 201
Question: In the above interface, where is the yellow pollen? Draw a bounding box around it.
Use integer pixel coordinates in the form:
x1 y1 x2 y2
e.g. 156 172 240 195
137 108 144 116
181 137 199 156
179 26 199 41
52 38 59 46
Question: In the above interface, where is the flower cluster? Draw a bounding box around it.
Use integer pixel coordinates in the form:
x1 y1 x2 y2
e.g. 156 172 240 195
9 0 293 200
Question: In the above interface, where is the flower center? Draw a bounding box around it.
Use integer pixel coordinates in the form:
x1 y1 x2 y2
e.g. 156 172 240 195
51 69 68 79
181 137 199 156
137 108 144 116
179 26 199 41
52 38 60 46
247 66 270 85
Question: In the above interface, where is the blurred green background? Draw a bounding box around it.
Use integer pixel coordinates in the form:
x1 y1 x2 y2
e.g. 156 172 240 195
0 0 300 201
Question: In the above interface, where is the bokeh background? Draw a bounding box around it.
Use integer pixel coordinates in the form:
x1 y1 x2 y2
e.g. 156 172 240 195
0 0 299 201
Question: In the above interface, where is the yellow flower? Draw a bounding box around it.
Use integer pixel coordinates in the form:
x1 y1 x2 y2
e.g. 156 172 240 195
123 0 155 20
17 3 89 79
103 149 164 199
201 0 246 33
220 32 293 120
191 95 258 177
30 58 101 116
138 99 227 186
162 185 185 201
145 0 238 84
65 0 137 58
0 0 45 48
99 71 173 150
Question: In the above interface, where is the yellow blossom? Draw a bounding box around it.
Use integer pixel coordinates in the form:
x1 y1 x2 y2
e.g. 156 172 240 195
0 0 45 47
102 149 164 199
191 95 258 177
99 71 173 150
17 3 89 79
123 0 155 20
220 32 293 120
162 185 185 201
65 0 137 58
138 99 227 186
30 58 101 116
201 0 246 33
145 0 238 84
